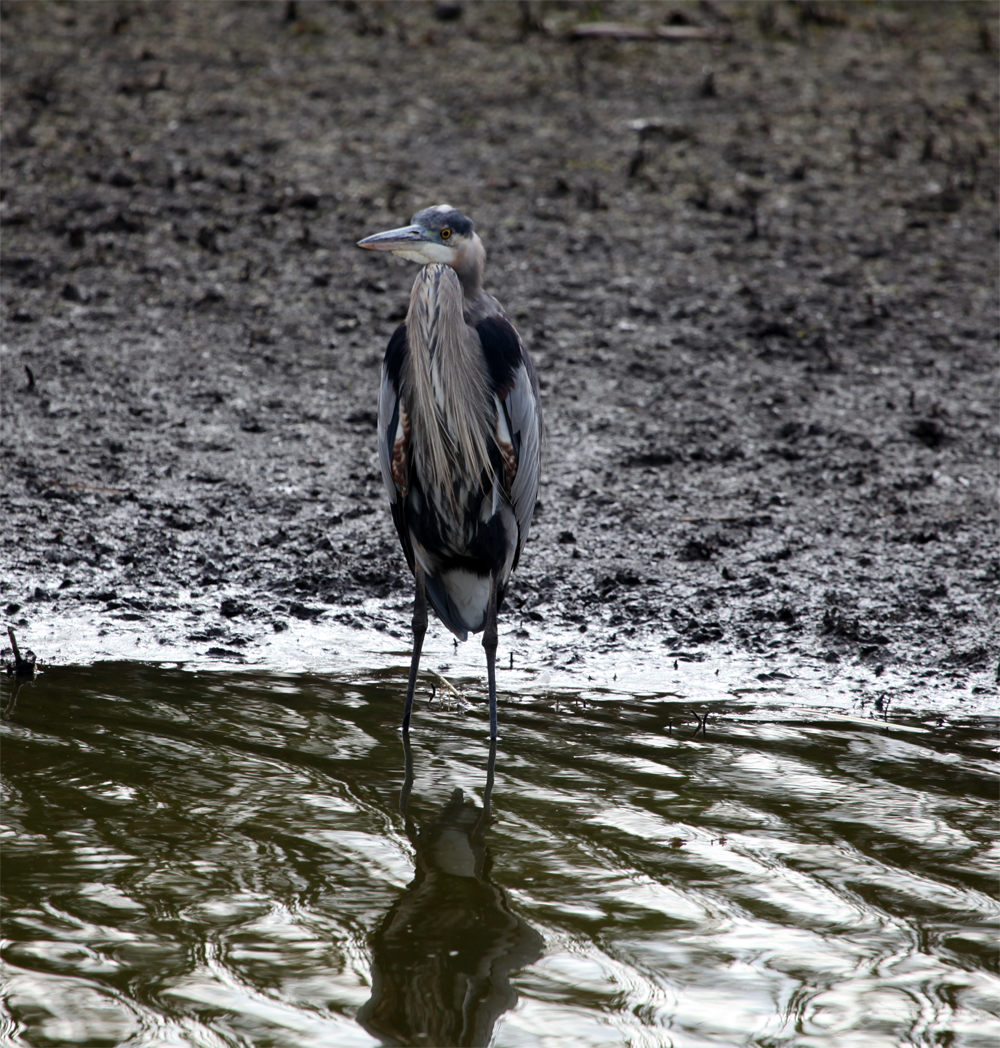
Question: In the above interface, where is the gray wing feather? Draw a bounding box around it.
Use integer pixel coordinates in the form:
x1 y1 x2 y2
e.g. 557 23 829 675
505 362 542 555
377 363 399 505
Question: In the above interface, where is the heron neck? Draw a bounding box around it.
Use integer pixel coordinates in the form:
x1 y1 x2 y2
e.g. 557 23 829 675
454 234 486 301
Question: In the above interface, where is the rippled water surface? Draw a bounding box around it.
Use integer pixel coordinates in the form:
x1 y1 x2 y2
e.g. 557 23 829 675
2 664 997 1047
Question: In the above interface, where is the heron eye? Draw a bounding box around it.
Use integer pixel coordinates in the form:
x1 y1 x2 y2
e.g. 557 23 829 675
440 229 451 240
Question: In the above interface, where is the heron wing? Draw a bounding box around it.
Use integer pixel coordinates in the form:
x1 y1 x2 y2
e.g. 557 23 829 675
378 323 416 570
504 359 542 567
476 316 542 568
377 365 398 502
377 323 408 502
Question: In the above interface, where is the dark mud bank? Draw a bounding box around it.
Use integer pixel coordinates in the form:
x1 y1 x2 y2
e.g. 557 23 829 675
2 2 997 709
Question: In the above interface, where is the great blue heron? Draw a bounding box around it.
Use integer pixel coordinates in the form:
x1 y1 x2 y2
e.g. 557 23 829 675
357 205 542 739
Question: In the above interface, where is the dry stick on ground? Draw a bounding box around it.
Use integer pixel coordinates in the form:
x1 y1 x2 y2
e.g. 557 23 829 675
3 627 37 718
5 627 36 677
6 624 32 674
567 23 729 42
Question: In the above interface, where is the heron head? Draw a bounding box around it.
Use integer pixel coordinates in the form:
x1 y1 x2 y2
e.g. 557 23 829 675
358 205 484 289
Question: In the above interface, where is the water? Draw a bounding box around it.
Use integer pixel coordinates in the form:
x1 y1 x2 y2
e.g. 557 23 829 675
1 664 997 1047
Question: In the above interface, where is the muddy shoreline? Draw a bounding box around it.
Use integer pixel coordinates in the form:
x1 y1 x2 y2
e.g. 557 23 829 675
2 2 997 710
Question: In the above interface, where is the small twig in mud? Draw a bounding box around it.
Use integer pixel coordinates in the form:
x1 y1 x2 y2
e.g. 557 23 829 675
5 627 37 677
665 711 710 737
677 514 774 525
690 710 710 737
431 672 461 700
425 674 461 710
568 22 728 42
2 628 38 719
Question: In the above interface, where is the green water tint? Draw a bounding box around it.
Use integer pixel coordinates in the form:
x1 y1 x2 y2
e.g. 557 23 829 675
1 665 997 1047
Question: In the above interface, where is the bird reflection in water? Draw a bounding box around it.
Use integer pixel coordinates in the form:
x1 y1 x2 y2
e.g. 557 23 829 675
358 737 543 1047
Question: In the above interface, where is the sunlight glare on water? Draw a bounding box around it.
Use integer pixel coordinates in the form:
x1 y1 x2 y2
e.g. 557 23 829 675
1 664 997 1047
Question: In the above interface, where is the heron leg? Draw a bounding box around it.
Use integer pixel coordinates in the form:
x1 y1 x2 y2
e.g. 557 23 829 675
482 572 499 739
399 730 415 829
403 565 427 733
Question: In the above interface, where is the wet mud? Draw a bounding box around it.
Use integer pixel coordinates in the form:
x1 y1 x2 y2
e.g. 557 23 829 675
2 2 997 705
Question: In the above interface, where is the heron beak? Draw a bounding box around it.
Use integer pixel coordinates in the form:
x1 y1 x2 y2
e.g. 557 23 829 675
356 224 428 251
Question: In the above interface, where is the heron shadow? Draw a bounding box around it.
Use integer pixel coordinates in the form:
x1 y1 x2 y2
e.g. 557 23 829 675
357 735 544 1047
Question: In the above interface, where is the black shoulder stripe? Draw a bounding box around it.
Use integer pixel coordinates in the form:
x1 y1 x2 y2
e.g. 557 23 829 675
384 322 407 390
476 316 522 397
